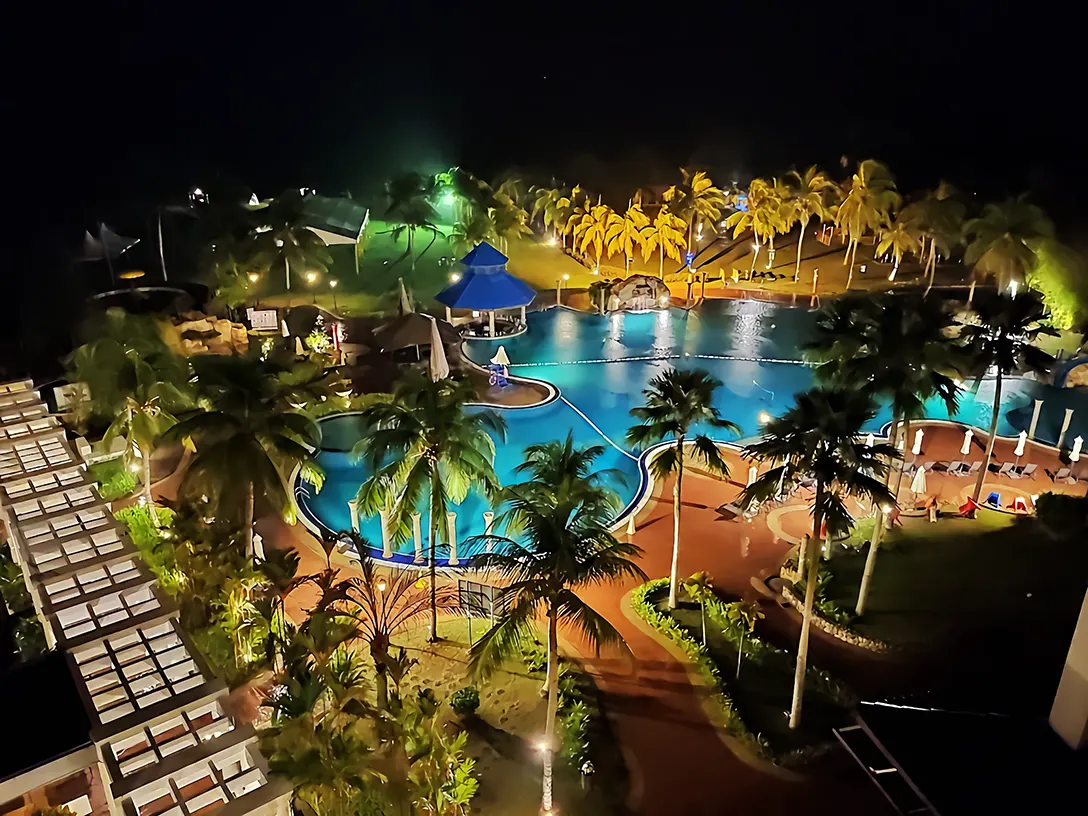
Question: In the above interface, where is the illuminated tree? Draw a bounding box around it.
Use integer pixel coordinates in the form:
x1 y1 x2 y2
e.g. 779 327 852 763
725 179 787 273
664 168 726 248
836 160 901 289
572 204 616 272
876 213 923 279
250 190 333 290
781 166 839 281
449 212 497 257
964 194 1054 299
900 182 964 295
640 205 688 279
605 204 650 273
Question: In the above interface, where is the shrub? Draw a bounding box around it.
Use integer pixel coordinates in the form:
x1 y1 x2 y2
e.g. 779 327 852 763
88 459 137 501
1034 492 1088 534
558 700 591 765
521 639 547 673
449 686 481 717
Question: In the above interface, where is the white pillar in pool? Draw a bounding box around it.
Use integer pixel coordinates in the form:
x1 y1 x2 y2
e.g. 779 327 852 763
411 512 424 564
447 511 459 565
349 500 360 533
1058 408 1075 449
379 508 393 558
1029 398 1044 440
483 511 495 552
445 306 452 322
520 305 526 324
1050 587 1088 748
489 310 496 336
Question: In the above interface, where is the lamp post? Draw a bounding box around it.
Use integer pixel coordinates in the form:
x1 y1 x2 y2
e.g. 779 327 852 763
557 273 569 307
305 271 318 304
248 271 261 307
329 278 338 311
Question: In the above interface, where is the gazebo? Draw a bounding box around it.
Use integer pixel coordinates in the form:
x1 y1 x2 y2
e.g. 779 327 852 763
435 242 535 338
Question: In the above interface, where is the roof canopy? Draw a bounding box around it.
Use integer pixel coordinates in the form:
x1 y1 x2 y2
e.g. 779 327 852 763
299 195 370 244
435 242 536 310
374 313 459 352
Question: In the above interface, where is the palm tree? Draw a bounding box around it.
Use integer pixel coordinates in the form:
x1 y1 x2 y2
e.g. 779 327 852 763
726 600 764 679
166 355 324 558
964 194 1054 300
572 204 616 272
836 160 902 289
336 539 456 711
487 200 532 253
876 212 923 280
385 197 441 272
67 310 192 525
782 167 839 282
725 178 787 274
250 190 333 290
961 291 1057 507
605 205 649 273
663 168 726 248
901 182 965 295
353 370 505 641
450 212 497 257
467 437 645 815
682 571 714 646
639 205 688 279
806 293 962 612
531 187 571 236
738 388 895 729
626 369 740 609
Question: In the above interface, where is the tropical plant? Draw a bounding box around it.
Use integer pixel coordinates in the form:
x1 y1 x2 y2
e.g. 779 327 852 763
166 355 323 558
876 212 923 281
385 198 442 272
572 204 616 272
531 186 572 237
961 291 1057 506
663 168 727 248
467 436 645 814
900 182 965 294
487 198 532 253
836 160 902 289
353 370 505 640
782 167 839 281
67 309 192 525
605 204 649 273
1026 240 1088 330
626 369 740 609
682 570 714 646
249 190 333 290
725 600 764 679
964 194 1054 298
449 686 480 716
806 293 962 612
449 212 497 257
640 205 688 279
725 178 788 273
737 387 895 728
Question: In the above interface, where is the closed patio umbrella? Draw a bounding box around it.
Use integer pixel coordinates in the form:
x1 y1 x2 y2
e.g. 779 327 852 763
491 346 511 367
911 464 927 495
428 316 449 381
961 430 973 455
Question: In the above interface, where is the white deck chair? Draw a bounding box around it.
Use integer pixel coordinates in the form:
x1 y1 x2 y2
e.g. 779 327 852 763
1018 463 1038 478
947 460 967 475
995 462 1014 476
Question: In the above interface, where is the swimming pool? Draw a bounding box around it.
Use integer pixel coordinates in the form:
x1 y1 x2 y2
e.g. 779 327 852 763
296 301 1086 561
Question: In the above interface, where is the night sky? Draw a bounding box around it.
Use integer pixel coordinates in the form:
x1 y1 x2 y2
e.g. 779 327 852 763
2 0 1083 369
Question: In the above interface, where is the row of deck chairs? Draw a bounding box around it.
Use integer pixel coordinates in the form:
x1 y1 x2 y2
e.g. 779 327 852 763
906 460 1079 482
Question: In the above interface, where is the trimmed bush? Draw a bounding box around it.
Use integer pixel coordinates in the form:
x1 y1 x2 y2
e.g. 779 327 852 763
450 686 481 717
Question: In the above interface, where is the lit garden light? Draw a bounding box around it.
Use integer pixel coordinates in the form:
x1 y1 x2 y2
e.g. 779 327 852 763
536 737 555 814
450 272 461 283
305 271 319 303
557 273 569 306
329 278 339 310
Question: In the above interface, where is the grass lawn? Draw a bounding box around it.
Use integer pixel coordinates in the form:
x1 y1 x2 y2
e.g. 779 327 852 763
390 617 627 815
88 458 137 501
649 585 850 758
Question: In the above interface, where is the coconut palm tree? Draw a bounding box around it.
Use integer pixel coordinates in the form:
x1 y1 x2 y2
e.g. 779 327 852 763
353 370 505 641
738 388 896 729
250 190 333 290
467 438 645 815
806 293 962 613
384 197 441 272
782 167 839 282
639 205 688 279
725 178 787 274
572 204 615 272
67 309 192 525
682 571 714 646
901 182 965 295
449 212 497 257
876 212 923 281
664 169 727 248
166 355 324 559
488 200 532 253
836 160 902 289
605 205 650 274
530 187 571 236
964 194 1054 300
626 369 740 609
961 291 1057 508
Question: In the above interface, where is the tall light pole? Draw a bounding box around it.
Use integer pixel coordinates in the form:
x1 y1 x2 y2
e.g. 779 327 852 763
305 271 318 304
329 278 338 311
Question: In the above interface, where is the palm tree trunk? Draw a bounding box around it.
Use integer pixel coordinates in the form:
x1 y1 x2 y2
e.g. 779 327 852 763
700 601 706 646
894 417 912 499
968 279 976 306
284 257 291 291
790 494 824 730
244 481 257 559
750 244 760 275
795 217 808 282
410 229 417 272
972 370 1003 507
667 439 685 610
856 507 886 615
157 208 168 282
142 449 158 528
373 643 389 712
428 470 439 642
659 247 665 279
925 242 937 295
846 240 856 290
541 605 559 813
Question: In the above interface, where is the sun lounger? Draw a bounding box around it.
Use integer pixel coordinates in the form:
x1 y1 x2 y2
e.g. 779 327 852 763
923 461 938 472
947 460 967 475
994 462 1014 476
1018 463 1038 478
1051 467 1073 483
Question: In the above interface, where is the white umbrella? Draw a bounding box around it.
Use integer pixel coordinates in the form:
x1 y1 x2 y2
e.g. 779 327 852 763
912 429 924 456
864 433 875 448
961 429 973 456
295 336 306 355
428 316 450 381
1072 435 1083 462
491 345 511 367
747 465 758 486
1014 430 1027 458
398 278 413 314
910 464 927 495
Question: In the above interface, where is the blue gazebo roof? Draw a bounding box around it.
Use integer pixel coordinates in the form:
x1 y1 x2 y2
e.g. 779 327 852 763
435 242 536 310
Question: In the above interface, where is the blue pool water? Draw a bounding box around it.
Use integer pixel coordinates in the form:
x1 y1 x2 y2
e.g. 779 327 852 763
297 301 1087 560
